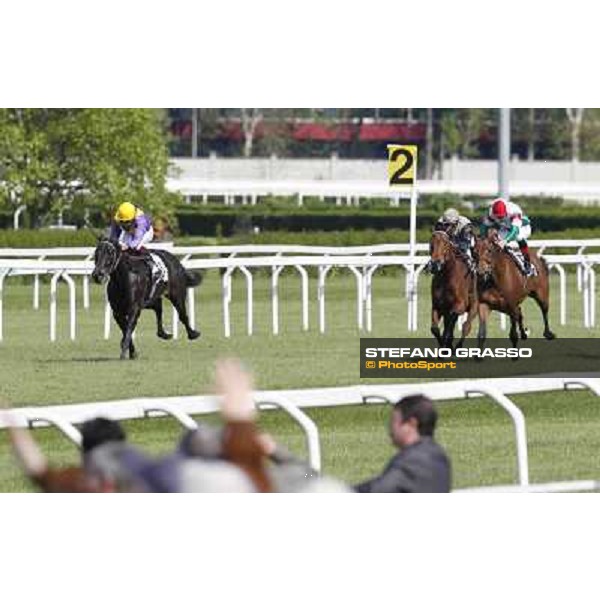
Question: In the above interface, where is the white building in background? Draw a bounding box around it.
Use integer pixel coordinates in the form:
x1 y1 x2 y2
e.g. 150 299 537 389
168 157 600 205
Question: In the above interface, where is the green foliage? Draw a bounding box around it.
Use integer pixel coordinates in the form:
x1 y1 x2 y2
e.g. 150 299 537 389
226 227 600 247
0 228 97 248
0 109 178 225
441 108 489 158
175 196 600 237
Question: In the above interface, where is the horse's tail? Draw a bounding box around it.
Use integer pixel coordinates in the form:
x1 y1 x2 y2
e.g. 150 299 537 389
185 270 203 288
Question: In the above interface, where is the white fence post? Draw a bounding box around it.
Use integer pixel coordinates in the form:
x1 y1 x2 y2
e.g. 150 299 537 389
222 268 232 338
0 268 10 342
549 263 567 326
49 271 62 342
104 292 111 340
60 273 77 341
465 386 529 486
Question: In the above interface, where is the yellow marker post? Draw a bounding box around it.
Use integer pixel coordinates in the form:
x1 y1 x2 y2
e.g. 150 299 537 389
388 144 419 331
387 144 418 187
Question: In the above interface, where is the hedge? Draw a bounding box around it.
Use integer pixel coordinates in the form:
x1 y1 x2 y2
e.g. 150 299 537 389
176 207 600 237
2 193 600 247
2 225 600 249
0 229 99 248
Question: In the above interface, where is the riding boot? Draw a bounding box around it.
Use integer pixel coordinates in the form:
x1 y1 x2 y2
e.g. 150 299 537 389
520 244 533 277
459 247 475 274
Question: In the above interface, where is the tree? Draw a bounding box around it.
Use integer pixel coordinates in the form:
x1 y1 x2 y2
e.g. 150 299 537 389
0 109 176 225
240 108 263 157
255 108 298 157
194 108 221 156
440 108 487 159
534 109 569 160
425 108 434 178
527 108 536 161
565 108 585 162
578 108 600 161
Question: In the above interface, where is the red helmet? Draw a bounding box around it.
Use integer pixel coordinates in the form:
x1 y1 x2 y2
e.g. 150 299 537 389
491 199 507 218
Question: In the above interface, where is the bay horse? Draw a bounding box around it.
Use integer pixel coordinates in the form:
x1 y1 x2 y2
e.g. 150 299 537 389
475 230 556 349
91 239 202 359
429 230 478 348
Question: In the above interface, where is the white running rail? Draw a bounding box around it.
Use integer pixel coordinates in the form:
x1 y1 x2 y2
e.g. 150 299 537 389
0 241 599 341
2 377 600 489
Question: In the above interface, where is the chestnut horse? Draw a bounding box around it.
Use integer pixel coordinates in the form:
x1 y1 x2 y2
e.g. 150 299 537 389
429 231 478 348
475 230 556 349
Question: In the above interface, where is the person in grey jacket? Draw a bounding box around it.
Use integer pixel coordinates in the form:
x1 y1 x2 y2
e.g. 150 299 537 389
355 394 451 493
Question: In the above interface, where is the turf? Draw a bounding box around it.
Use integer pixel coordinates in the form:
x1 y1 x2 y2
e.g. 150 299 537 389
0 271 598 492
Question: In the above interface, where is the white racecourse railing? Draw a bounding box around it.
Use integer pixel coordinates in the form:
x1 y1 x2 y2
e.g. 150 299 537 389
2 377 600 492
0 241 599 341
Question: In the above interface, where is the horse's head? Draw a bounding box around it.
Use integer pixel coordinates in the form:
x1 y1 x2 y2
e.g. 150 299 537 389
429 230 454 274
92 238 121 284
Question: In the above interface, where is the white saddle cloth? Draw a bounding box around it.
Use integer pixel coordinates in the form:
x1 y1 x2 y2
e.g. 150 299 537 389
149 253 169 282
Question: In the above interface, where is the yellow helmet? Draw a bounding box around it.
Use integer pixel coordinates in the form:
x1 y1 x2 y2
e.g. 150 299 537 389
115 202 136 223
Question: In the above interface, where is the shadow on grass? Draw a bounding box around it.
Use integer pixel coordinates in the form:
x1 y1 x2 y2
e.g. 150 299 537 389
35 357 125 364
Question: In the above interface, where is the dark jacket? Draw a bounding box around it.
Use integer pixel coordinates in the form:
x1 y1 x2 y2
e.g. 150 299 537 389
355 437 451 493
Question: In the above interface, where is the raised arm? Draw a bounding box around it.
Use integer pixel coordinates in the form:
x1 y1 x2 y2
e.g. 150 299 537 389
215 358 272 492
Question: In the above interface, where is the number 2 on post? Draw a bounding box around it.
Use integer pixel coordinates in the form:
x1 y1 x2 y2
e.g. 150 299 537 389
388 145 417 186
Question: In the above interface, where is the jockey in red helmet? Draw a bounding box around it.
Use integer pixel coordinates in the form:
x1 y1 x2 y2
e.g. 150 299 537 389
482 198 534 276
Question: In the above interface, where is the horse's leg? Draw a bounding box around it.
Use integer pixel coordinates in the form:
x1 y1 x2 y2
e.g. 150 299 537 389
456 304 477 349
508 312 519 349
477 303 490 351
121 309 141 360
151 297 172 340
113 311 128 360
431 306 443 346
442 312 458 348
169 290 201 341
129 336 138 360
516 306 529 340
529 290 556 341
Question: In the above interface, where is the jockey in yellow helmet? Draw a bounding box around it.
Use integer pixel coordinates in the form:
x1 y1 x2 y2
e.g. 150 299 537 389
109 202 167 300
110 202 154 251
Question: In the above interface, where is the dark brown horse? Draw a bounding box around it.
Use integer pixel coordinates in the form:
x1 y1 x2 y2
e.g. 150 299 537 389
92 239 202 360
475 230 556 349
429 231 478 348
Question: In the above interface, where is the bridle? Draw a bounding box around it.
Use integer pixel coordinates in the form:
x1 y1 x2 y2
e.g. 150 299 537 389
476 237 500 280
96 240 122 275
430 230 458 266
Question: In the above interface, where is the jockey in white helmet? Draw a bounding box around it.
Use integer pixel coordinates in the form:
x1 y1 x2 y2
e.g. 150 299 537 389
434 208 475 270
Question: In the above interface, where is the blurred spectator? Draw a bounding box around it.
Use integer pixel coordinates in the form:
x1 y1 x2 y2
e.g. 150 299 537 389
81 418 157 492
355 394 451 493
152 217 173 242
4 416 113 493
177 426 318 492
2 358 352 493
3 412 151 492
188 358 274 492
